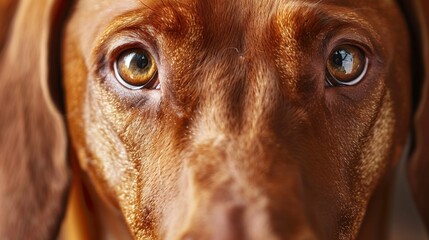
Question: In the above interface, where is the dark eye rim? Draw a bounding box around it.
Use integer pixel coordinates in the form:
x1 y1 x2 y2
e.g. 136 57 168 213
326 56 369 87
325 44 369 87
113 52 158 90
108 42 160 90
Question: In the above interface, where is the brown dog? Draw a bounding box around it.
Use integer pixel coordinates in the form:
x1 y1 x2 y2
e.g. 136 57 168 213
0 0 428 239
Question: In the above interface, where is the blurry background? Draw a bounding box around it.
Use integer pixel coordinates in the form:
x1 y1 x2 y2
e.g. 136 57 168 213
389 151 428 240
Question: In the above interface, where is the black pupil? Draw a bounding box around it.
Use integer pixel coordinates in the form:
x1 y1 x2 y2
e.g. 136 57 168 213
332 50 347 67
134 52 149 69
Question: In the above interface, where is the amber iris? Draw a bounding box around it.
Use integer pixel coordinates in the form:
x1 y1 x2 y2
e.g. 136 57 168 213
326 45 366 86
115 48 157 89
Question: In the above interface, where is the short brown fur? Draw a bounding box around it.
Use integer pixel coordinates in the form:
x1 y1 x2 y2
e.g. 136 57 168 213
0 0 428 239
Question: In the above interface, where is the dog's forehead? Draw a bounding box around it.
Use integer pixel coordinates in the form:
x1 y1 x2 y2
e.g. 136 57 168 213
72 0 396 52
68 0 403 115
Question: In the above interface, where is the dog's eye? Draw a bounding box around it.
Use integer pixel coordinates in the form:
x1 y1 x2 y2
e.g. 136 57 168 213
326 45 368 86
114 48 158 89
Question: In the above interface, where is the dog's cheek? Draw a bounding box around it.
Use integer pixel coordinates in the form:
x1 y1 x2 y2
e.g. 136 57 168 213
83 86 191 238
63 28 147 231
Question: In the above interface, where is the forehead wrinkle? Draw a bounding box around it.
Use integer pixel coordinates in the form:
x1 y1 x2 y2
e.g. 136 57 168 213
89 8 155 71
275 1 381 41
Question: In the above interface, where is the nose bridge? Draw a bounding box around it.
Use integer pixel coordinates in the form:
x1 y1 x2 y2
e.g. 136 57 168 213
188 134 269 193
177 192 280 240
195 50 283 142
170 134 309 240
175 142 279 240
243 58 283 131
178 11 293 238
189 123 278 197
191 48 285 191
174 60 309 237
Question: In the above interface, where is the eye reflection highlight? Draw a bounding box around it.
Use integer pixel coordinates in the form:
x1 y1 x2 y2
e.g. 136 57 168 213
114 48 158 90
326 45 367 86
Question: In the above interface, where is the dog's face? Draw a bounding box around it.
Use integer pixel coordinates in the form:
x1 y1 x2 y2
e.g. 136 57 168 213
63 0 411 239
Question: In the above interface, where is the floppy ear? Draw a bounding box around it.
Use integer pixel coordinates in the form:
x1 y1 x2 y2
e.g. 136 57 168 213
0 0 70 239
401 0 429 230
0 0 18 51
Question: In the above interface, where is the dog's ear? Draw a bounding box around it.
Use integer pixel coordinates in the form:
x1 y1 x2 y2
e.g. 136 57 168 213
0 0 18 51
400 0 429 230
0 0 70 239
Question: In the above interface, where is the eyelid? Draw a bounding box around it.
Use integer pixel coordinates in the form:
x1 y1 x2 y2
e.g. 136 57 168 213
106 34 160 63
91 28 160 71
91 33 161 78
321 27 384 66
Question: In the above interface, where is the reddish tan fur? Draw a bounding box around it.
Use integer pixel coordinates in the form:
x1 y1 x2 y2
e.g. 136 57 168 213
62 0 412 239
0 0 428 239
